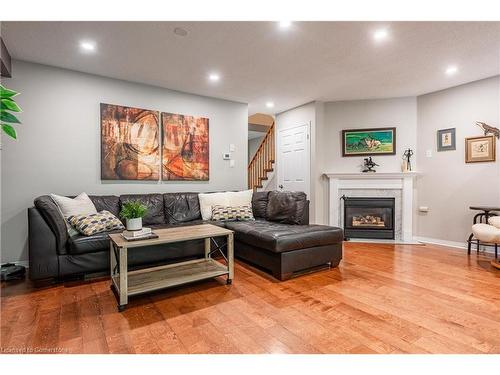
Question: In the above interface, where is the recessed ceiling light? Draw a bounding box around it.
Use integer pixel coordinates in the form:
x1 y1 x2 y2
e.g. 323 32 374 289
208 73 220 82
266 101 275 108
79 40 96 53
278 21 292 29
445 65 458 75
174 27 188 37
373 28 389 42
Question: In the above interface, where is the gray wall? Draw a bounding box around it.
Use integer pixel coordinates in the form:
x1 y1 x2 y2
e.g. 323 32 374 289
1 61 248 263
416 76 500 244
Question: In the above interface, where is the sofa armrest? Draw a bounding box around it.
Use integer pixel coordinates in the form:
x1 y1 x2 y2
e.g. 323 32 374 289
28 207 59 280
301 200 310 225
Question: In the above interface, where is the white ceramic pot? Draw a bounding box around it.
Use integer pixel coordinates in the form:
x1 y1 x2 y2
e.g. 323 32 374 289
126 217 142 231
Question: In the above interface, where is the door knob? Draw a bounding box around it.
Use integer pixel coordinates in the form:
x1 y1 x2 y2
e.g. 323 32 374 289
279 184 283 189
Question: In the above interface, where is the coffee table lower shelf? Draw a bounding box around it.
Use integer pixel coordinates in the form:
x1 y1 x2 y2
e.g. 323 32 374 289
111 258 229 302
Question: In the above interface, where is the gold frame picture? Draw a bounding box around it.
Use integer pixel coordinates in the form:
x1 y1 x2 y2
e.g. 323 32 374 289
465 135 496 163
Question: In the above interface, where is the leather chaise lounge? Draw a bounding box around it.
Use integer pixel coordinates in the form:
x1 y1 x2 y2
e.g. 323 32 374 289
28 191 343 282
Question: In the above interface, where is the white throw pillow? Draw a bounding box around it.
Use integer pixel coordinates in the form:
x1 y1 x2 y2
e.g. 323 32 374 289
226 189 253 207
198 192 230 220
198 190 253 220
50 192 98 236
51 192 97 217
488 216 500 229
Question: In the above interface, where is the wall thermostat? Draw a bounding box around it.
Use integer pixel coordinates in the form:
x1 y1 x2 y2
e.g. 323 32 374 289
222 153 231 160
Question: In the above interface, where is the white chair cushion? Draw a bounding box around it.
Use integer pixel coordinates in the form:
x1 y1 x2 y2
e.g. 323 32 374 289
472 223 500 243
488 216 500 229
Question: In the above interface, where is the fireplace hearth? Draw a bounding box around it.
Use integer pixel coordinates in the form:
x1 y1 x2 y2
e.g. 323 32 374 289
342 196 395 240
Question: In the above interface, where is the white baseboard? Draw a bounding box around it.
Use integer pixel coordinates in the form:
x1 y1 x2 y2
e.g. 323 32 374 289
414 236 496 254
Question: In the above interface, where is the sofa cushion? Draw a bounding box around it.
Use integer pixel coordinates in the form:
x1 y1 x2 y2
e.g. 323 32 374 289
266 191 307 225
34 195 69 255
252 191 270 219
89 195 121 218
120 194 164 225
67 231 117 255
163 193 201 223
225 220 343 253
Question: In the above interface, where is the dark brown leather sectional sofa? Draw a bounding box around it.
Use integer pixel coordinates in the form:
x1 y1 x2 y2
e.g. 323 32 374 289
28 191 343 282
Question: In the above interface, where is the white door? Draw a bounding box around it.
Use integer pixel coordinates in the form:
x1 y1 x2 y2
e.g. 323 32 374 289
277 123 310 198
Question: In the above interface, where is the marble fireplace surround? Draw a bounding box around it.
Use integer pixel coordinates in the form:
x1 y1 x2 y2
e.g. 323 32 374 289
324 172 419 242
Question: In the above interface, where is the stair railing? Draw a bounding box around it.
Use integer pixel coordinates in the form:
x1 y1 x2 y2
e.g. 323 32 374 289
248 121 275 190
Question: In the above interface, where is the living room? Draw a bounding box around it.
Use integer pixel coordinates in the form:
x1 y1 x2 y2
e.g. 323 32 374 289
1 0 499 372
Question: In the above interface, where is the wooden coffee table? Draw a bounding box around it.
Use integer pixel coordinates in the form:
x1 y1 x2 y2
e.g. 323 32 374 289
108 224 234 311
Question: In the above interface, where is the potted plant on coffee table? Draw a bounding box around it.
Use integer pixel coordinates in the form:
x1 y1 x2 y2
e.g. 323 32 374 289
120 200 148 231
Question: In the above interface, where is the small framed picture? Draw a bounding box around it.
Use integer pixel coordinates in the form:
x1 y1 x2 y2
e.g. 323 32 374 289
465 135 496 163
437 128 456 151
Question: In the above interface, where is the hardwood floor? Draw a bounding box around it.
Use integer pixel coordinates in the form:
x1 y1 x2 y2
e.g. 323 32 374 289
1 242 499 354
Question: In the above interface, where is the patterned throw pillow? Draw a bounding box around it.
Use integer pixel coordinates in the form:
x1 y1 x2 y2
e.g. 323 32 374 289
67 210 124 236
211 205 255 222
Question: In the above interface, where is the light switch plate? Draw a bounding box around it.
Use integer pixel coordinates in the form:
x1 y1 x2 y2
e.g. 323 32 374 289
229 160 235 168
426 149 432 158
229 144 235 152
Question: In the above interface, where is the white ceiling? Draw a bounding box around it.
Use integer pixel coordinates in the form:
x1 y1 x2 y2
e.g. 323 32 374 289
2 21 500 114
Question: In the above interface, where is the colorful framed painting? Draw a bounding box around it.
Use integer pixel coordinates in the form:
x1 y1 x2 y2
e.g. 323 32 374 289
161 112 209 181
342 127 396 157
437 128 456 151
100 103 160 180
465 135 496 163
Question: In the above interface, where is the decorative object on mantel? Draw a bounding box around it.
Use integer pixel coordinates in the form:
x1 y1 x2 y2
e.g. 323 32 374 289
465 135 496 163
362 157 378 172
437 128 456 151
476 121 499 139
342 127 396 157
402 148 414 172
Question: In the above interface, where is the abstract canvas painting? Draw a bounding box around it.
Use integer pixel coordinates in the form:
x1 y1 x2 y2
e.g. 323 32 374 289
161 112 209 180
101 103 160 180
342 127 396 156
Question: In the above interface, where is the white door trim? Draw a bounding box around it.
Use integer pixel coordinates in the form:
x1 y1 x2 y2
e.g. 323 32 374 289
277 122 311 197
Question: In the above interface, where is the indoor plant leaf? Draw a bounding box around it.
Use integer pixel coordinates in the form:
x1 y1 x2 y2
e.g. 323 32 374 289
0 110 21 124
2 124 17 139
1 98 22 112
0 85 18 99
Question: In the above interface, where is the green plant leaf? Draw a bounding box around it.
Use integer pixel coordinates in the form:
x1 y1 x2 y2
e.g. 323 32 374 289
120 200 148 219
0 110 20 124
2 124 17 139
1 99 22 112
0 85 18 99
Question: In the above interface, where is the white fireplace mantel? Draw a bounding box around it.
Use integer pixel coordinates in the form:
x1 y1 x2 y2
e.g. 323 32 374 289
324 172 420 242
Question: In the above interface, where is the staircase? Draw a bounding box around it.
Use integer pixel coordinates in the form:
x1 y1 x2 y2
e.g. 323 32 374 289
248 121 275 190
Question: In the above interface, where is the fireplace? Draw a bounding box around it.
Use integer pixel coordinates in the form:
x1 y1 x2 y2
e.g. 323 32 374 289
342 196 395 240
